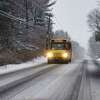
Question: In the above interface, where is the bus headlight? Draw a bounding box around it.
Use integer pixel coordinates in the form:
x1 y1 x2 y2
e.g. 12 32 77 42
46 52 53 58
62 52 68 58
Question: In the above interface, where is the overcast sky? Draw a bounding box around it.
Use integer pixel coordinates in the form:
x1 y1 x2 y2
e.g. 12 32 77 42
53 0 97 48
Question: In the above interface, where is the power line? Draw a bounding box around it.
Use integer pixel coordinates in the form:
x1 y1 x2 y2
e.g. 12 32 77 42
0 10 26 22
0 0 53 31
0 0 44 22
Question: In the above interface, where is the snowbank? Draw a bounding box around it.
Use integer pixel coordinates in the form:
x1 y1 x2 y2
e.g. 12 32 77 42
0 56 47 75
96 58 100 62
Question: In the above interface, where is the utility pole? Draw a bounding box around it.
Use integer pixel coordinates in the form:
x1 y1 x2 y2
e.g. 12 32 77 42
34 8 37 25
46 14 52 49
47 14 51 47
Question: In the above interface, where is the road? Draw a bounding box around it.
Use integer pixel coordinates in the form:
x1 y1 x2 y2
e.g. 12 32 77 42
0 60 100 100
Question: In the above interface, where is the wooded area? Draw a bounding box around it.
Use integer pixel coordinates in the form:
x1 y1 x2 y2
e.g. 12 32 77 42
0 0 55 65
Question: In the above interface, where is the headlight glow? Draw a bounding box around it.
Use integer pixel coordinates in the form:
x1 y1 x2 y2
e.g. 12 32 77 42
46 52 53 58
62 52 68 58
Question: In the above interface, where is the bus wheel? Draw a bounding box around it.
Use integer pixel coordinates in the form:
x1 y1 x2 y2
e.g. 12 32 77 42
68 59 71 63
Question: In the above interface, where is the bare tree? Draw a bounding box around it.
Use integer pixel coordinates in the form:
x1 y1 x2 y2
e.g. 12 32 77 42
0 0 55 64
87 8 100 33
0 0 14 49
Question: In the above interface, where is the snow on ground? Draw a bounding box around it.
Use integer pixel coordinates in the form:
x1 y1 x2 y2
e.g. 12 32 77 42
10 63 80 100
0 56 47 75
95 58 100 65
96 58 100 62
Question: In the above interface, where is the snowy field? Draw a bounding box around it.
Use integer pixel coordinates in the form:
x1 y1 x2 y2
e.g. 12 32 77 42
0 56 47 75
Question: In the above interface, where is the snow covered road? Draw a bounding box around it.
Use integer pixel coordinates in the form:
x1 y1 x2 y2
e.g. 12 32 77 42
0 60 100 100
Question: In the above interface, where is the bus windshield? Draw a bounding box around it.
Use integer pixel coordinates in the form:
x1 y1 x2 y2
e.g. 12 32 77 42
51 43 65 50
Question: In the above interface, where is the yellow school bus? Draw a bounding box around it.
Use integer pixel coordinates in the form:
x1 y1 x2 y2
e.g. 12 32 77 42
46 39 72 64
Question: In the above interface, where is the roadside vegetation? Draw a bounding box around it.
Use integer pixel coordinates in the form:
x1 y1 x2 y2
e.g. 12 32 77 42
87 2 100 58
